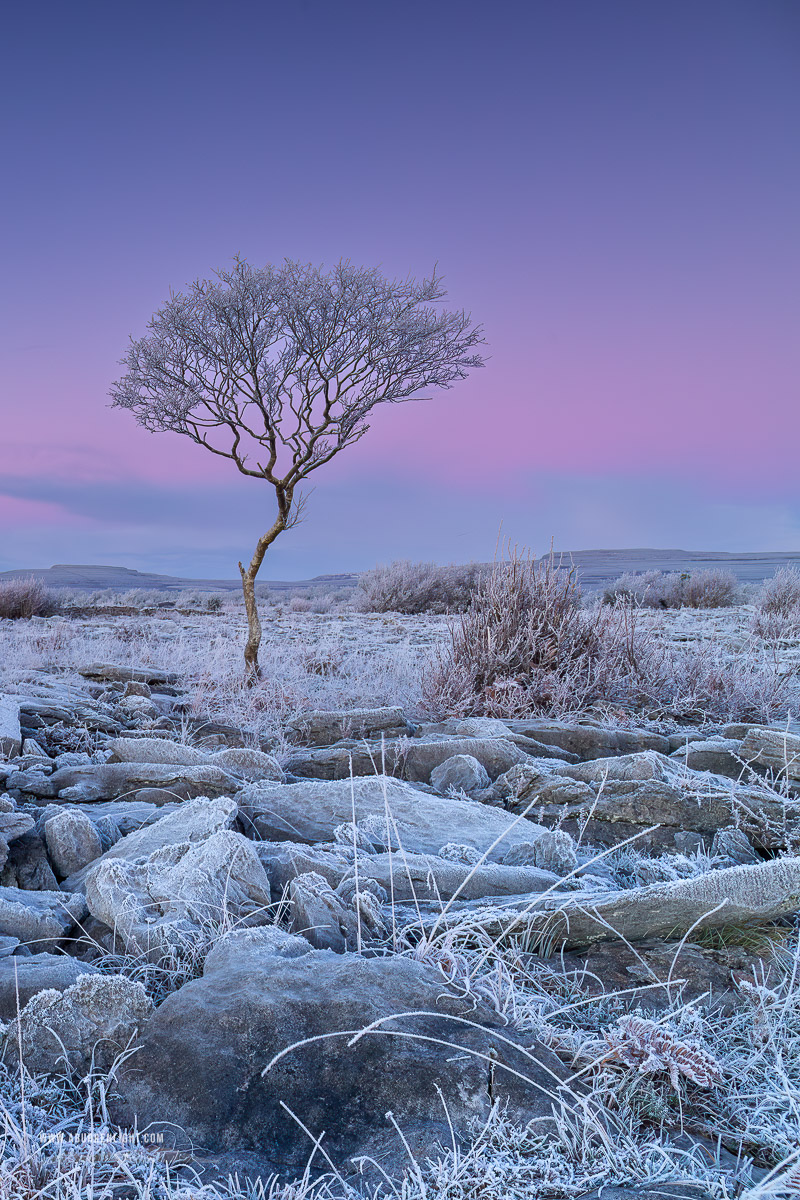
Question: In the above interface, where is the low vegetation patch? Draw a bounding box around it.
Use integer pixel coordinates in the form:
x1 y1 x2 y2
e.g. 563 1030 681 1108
603 568 740 609
424 552 794 722
357 559 486 614
0 577 61 619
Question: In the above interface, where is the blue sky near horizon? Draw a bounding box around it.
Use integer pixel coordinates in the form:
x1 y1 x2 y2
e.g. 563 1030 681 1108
1 0 798 577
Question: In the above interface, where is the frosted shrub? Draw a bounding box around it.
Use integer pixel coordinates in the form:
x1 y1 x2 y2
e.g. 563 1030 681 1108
288 594 313 612
423 551 604 716
683 568 739 608
426 553 794 721
757 567 800 616
604 569 738 609
752 569 800 640
357 559 485 613
0 577 61 619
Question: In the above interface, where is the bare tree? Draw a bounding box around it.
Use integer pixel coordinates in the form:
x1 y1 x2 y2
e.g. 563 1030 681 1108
110 258 485 676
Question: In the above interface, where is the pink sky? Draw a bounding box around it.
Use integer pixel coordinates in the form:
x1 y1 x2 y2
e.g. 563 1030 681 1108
1 1 798 576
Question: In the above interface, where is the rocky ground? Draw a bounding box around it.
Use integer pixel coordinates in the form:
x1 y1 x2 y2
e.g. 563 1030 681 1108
0 606 799 1198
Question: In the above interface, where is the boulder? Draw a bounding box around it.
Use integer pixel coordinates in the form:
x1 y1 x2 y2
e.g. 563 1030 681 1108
117 695 160 721
518 775 800 852
111 948 568 1179
255 841 352 896
85 831 272 958
400 736 529 783
740 728 800 779
0 833 59 891
430 754 490 796
240 776 547 862
62 796 238 893
45 809 103 877
445 718 579 760
464 856 800 950
0 886 87 951
0 695 21 758
0 807 35 871
78 662 177 685
284 736 529 784
523 829 578 876
502 720 671 760
711 827 759 865
108 737 209 766
0 953 101 1020
44 761 240 803
286 706 409 746
563 751 678 784
360 851 562 901
203 925 311 974
670 738 743 778
288 872 358 951
2 973 153 1076
211 747 283 782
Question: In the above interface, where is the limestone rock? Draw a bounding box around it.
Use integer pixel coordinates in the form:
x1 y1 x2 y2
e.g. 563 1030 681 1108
430 753 490 796
108 737 209 766
340 851 562 902
47 761 240 804
2 973 153 1076
288 871 357 951
563 751 678 784
63 796 238 893
211 746 283 782
286 706 409 746
0 833 59 891
110 949 567 1179
740 728 800 779
0 695 21 758
284 736 529 784
85 830 272 958
670 738 743 778
502 720 671 760
45 809 103 877
0 953 101 1021
467 855 800 950
78 663 177 685
240 776 547 862
0 886 87 951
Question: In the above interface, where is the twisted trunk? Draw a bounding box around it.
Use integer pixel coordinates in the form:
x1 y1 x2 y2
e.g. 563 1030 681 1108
239 499 290 681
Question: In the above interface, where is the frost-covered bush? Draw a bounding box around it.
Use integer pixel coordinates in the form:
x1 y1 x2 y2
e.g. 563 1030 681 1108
357 559 485 614
752 567 800 640
682 568 740 608
604 569 738 609
426 553 794 721
757 567 800 616
0 577 61 619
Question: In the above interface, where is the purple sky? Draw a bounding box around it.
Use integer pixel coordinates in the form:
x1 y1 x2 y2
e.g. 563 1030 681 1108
1 1 798 578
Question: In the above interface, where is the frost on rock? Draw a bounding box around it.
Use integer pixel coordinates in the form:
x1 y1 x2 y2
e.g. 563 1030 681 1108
2 973 153 1076
85 830 272 958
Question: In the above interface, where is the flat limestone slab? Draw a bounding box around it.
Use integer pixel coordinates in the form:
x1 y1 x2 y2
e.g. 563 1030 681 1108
0 696 21 758
240 775 547 862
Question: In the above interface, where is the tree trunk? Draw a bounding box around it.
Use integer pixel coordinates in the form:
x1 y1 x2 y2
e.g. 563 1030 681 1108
239 564 262 680
238 505 289 681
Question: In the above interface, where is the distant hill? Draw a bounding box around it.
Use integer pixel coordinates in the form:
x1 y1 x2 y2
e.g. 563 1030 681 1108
0 564 359 593
551 549 800 591
0 551 798 594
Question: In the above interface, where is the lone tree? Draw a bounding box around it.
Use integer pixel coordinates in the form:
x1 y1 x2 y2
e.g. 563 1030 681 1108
110 259 485 676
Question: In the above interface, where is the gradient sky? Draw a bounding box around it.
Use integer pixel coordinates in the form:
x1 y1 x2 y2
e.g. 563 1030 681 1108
1 0 798 578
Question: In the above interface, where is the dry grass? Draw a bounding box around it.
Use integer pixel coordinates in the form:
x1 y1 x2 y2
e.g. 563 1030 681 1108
356 560 485 614
603 568 740 609
0 577 62 619
424 552 795 723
